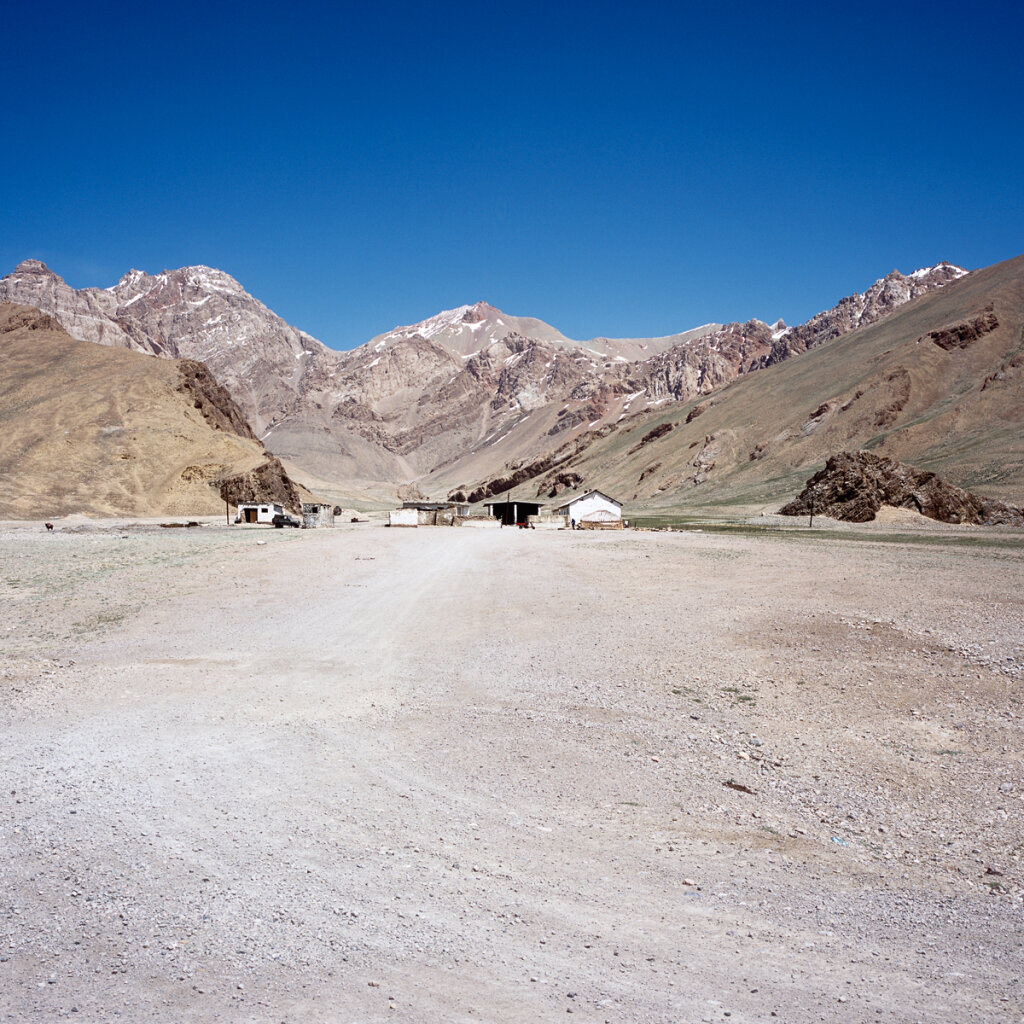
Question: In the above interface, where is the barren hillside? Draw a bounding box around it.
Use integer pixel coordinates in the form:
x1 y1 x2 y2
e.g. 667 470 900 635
483 254 1024 512
0 304 302 518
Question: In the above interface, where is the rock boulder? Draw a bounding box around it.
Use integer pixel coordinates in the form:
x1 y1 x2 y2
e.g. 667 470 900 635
779 451 1024 526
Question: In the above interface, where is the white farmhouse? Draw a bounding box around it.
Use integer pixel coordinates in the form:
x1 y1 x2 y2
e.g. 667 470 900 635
554 490 624 529
235 501 286 525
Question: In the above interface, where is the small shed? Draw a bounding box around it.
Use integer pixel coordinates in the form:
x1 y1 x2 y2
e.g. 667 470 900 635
483 499 542 526
554 490 624 529
396 501 471 525
301 502 335 529
235 501 285 525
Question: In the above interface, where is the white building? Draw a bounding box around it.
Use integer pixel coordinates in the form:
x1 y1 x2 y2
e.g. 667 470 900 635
235 501 285 525
554 490 623 529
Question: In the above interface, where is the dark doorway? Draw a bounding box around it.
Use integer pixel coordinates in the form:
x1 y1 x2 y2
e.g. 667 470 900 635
488 501 540 526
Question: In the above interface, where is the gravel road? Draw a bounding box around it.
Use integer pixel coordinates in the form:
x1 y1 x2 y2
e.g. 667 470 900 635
1 519 1022 1022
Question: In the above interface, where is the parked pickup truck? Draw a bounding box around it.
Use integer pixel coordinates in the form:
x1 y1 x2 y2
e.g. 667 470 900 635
272 513 300 528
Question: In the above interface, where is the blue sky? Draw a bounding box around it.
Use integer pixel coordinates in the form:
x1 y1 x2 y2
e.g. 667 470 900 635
3 1 1022 349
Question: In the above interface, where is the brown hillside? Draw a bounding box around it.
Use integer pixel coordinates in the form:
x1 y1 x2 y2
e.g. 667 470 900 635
0 304 302 518
492 253 1024 513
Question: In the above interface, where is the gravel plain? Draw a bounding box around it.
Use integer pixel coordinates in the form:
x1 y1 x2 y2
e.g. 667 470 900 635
1 516 1022 1023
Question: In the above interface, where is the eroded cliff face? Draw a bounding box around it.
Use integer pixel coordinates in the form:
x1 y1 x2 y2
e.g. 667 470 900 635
779 450 1024 526
175 361 257 440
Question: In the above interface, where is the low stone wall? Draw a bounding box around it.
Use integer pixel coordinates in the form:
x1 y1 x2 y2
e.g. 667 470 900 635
456 516 501 528
580 519 624 530
416 509 457 526
527 514 569 530
389 508 419 527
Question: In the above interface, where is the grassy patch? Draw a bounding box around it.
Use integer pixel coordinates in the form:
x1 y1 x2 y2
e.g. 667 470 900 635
630 518 1024 550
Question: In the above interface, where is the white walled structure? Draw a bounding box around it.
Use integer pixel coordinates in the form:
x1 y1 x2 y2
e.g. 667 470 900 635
554 491 623 528
389 508 419 527
235 502 285 524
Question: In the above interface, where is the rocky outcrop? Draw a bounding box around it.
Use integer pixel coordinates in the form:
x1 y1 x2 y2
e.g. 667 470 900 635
0 305 63 334
926 307 999 351
466 454 564 503
545 471 584 498
218 456 303 512
686 400 712 423
779 451 1024 525
176 361 257 439
629 422 674 453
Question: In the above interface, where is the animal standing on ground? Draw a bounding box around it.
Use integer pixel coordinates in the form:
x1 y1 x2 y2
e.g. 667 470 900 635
44 522 54 531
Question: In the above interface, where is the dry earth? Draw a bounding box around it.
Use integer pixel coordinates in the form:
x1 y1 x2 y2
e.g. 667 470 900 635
1 519 1022 1023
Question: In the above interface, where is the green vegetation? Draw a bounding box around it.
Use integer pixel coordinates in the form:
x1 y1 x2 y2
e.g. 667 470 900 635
628 518 1023 550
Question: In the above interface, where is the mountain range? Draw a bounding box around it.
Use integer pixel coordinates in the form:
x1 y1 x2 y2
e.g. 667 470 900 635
505 252 1024 513
0 258 972 506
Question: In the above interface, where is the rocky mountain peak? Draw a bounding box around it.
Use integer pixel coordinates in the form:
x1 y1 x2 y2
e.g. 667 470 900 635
13 258 54 274
10 259 65 284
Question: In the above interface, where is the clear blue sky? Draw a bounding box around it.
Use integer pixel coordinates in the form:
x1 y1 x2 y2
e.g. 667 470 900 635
3 1 1022 349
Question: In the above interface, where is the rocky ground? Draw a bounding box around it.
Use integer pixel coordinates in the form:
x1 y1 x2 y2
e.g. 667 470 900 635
1 516 1021 1022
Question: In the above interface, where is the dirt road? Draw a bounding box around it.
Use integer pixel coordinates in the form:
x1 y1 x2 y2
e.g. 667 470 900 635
1 521 1022 1022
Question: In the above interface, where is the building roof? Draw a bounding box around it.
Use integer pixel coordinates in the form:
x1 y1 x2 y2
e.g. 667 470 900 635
553 489 622 510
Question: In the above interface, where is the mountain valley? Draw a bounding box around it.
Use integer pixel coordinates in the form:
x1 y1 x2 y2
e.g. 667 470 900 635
2 255 1002 516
